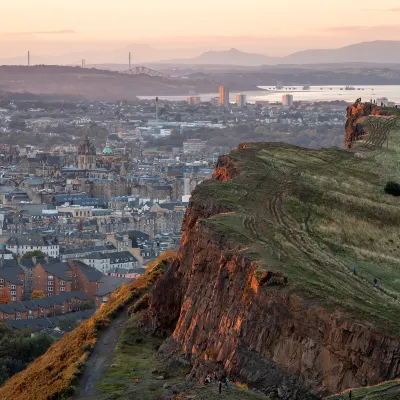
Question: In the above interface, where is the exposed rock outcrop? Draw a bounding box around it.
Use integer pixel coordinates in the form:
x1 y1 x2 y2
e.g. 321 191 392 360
147 147 400 399
345 101 396 148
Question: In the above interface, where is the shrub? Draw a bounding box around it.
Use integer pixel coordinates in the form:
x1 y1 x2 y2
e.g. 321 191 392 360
384 181 400 196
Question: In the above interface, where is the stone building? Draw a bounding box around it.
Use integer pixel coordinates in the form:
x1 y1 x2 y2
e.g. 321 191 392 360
78 135 96 170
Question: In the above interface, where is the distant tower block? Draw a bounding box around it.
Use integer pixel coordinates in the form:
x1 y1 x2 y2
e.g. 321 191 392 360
155 97 159 120
282 94 294 107
129 52 131 70
28 51 30 66
219 86 230 106
236 94 247 108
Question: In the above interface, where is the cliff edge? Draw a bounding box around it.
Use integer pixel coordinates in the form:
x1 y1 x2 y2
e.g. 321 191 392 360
148 139 400 398
345 101 400 148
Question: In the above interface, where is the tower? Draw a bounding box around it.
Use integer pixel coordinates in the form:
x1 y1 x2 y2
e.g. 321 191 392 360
155 97 159 120
219 86 229 107
78 135 96 170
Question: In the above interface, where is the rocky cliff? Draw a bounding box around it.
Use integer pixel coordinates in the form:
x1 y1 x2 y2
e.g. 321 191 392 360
344 101 397 148
147 142 400 399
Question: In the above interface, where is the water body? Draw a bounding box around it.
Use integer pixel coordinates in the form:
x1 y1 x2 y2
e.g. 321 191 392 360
138 85 400 104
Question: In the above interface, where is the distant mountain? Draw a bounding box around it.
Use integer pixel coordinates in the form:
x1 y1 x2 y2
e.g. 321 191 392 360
160 41 400 66
283 41 400 64
164 48 277 66
2 40 400 67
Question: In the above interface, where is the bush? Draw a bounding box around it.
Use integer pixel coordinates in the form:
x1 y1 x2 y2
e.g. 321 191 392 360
385 181 400 196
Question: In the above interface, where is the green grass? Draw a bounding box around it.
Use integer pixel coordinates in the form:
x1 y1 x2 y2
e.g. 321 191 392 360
327 380 400 399
194 137 400 337
95 313 270 400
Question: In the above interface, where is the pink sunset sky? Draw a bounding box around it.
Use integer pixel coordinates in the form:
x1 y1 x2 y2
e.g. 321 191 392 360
1 0 400 60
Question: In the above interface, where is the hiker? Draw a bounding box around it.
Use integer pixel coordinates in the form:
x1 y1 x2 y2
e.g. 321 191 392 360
223 376 230 390
218 379 223 394
353 266 357 275
349 389 352 399
204 375 211 385
374 277 377 288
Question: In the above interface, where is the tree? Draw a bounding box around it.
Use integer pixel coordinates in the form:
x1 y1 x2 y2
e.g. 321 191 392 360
22 250 47 260
55 316 79 331
0 288 11 304
31 290 45 300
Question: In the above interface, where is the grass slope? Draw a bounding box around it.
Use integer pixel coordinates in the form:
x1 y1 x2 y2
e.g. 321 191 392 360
0 252 174 400
94 312 270 400
198 131 400 337
326 380 400 399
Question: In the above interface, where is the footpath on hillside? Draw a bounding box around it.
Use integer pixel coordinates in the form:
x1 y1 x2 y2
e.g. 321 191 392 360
75 310 128 399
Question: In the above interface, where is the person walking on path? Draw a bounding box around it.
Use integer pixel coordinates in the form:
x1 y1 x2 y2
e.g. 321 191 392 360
218 379 222 394
349 389 352 399
374 277 378 288
223 376 229 390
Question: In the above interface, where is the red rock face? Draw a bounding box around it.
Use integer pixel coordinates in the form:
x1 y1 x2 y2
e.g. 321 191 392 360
345 102 395 148
147 150 400 399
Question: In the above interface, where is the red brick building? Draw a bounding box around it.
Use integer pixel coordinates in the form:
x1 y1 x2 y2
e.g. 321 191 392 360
0 292 89 321
0 265 25 302
69 261 104 300
33 262 72 297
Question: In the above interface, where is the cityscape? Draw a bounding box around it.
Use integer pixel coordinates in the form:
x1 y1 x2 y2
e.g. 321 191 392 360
1 1 400 399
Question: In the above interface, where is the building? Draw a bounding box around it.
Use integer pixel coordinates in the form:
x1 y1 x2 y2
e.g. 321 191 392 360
5 235 59 258
94 276 131 307
69 260 104 299
282 94 294 107
79 251 139 274
77 135 96 170
57 205 93 219
0 265 25 302
186 96 201 105
0 292 90 321
33 262 73 297
183 139 207 154
219 86 230 106
236 94 247 108
210 97 220 107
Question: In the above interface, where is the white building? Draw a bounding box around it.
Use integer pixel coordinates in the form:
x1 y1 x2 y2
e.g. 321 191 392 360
282 94 294 107
183 139 207 154
5 235 59 258
80 251 139 273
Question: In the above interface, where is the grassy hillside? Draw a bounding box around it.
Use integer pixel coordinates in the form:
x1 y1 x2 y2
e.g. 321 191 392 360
92 312 270 400
0 66 196 100
327 380 400 399
0 251 174 400
199 123 400 337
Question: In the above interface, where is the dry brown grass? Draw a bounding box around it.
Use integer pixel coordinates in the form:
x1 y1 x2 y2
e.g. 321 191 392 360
0 251 175 400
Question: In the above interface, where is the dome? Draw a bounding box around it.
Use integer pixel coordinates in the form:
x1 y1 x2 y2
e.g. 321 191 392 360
102 146 113 155
102 139 113 155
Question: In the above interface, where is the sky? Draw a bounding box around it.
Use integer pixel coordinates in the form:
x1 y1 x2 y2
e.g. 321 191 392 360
1 0 400 60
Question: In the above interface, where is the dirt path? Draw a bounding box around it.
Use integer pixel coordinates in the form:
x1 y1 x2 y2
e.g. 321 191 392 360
74 310 128 399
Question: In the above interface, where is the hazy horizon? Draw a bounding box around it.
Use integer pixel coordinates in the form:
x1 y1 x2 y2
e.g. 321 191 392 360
1 0 400 63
